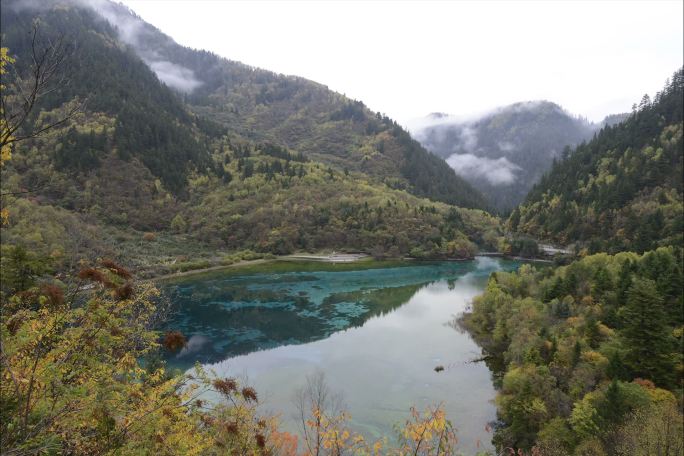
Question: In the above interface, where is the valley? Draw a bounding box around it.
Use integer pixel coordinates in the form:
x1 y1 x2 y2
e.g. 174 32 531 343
410 103 628 212
0 1 682 455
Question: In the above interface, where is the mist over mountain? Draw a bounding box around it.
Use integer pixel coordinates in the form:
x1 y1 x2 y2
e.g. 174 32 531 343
410 101 610 211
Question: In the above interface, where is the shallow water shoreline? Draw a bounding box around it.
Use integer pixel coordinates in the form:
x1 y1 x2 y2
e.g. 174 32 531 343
154 256 415 284
151 251 550 284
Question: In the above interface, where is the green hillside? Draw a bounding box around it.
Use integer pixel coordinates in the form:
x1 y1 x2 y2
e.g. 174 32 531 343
460 71 684 452
2 0 487 210
510 70 684 253
0 0 497 277
1 2 214 194
465 247 683 452
118 0 488 210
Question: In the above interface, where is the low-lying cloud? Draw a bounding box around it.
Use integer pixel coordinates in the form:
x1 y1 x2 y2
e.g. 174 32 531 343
445 153 520 185
22 0 205 93
458 125 478 153
497 141 517 152
407 101 577 136
148 60 203 92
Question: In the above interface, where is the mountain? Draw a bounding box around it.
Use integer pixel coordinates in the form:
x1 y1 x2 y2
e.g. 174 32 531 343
411 101 598 211
0 0 498 274
34 0 487 211
510 70 683 253
1 0 215 194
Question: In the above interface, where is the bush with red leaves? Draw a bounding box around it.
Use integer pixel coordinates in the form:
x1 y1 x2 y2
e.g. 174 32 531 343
224 422 239 435
114 282 134 300
255 433 266 448
162 331 187 351
77 268 112 287
40 284 64 308
212 378 238 396
6 312 27 335
100 259 132 280
241 387 258 403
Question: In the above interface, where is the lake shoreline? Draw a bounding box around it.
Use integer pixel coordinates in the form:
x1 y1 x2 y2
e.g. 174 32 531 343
148 250 555 283
151 258 272 282
148 253 478 282
152 254 406 283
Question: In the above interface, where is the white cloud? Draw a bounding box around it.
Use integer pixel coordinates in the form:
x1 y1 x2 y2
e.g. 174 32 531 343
79 0 203 92
148 60 202 92
445 153 521 186
497 141 516 153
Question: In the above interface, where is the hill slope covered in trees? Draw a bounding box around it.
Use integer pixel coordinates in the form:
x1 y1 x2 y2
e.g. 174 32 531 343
460 70 684 453
465 247 683 453
2 0 487 211
510 70 683 253
0 0 497 277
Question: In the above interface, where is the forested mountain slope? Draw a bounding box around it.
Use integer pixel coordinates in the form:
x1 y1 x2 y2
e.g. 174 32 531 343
8 0 486 210
162 32 487 208
1 1 214 194
0 0 497 276
411 101 597 211
510 70 684 253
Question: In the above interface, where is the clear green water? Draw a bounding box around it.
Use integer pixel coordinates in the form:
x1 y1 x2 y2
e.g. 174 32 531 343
161 257 521 453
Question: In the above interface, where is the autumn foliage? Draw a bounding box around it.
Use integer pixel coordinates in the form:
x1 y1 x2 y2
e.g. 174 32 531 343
1 262 470 455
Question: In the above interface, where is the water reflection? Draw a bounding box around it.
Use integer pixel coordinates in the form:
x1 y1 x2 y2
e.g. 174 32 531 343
162 260 506 369
160 257 521 453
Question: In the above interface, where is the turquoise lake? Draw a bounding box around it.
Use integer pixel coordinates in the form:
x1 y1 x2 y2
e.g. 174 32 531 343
161 257 521 453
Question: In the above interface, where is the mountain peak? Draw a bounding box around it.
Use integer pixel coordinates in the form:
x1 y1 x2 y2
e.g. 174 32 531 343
412 100 598 211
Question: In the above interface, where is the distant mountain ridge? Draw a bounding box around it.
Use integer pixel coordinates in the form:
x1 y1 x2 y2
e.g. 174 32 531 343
410 101 626 211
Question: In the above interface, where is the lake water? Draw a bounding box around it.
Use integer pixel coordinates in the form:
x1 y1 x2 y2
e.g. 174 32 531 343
161 257 521 453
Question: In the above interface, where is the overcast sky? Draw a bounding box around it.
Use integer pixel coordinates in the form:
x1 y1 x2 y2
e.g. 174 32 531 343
118 0 683 124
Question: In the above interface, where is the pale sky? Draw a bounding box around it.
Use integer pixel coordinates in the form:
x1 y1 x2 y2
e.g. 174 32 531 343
118 0 683 124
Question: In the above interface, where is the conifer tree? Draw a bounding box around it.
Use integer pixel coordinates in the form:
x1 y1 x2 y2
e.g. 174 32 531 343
621 277 675 387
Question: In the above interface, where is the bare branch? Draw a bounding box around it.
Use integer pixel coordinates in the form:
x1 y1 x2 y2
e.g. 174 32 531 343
1 24 80 151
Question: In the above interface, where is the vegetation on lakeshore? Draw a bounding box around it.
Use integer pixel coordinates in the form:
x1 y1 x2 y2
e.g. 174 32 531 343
464 247 683 454
0 4 496 454
469 74 684 454
1 259 465 455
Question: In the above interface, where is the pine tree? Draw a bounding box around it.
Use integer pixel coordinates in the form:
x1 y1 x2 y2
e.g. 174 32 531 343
601 379 628 425
616 259 635 307
607 351 626 380
572 341 582 368
621 277 675 387
592 265 613 299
